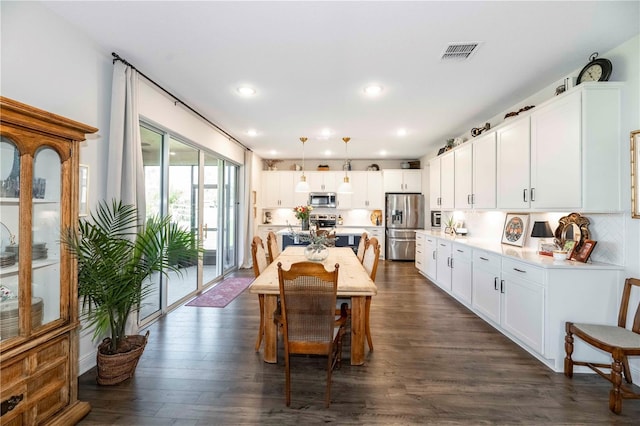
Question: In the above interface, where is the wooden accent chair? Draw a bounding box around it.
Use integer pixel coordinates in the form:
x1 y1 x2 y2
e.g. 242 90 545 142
356 232 369 263
277 261 348 408
564 277 640 414
251 236 270 351
266 231 280 263
336 237 380 352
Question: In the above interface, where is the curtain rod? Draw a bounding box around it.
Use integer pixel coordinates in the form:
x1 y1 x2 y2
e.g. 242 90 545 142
111 52 250 152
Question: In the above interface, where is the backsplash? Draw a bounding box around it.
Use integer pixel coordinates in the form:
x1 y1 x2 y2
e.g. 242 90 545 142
439 211 624 266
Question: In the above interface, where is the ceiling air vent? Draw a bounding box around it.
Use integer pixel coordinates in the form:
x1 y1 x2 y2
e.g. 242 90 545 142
441 42 480 60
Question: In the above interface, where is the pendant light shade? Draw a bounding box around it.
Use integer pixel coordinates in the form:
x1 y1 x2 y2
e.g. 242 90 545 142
338 137 353 194
295 137 310 193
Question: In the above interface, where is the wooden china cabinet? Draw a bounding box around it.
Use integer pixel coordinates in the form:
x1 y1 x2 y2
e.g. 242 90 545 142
0 97 97 425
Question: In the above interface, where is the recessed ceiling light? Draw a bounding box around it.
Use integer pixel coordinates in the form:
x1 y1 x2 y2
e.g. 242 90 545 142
247 129 257 137
324 150 332 156
397 128 407 137
364 85 383 96
237 86 256 96
380 150 387 156
321 129 333 137
270 150 277 156
170 151 176 156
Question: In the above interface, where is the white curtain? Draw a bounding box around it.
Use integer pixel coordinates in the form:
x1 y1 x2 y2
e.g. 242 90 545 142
240 150 254 269
106 61 145 222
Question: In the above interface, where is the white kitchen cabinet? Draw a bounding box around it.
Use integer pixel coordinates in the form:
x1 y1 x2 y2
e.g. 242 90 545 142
424 235 437 280
383 169 422 193
501 258 545 354
497 83 621 212
450 243 472 306
429 155 453 209
529 84 621 211
262 171 307 208
306 171 337 192
415 232 426 273
343 171 383 209
453 133 497 210
497 117 531 209
471 249 502 325
435 239 452 291
454 144 472 209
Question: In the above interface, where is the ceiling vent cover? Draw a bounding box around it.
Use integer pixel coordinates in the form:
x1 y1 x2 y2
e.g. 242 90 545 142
441 42 480 60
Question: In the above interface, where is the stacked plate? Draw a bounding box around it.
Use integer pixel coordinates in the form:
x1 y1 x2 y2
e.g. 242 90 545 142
0 252 16 267
32 242 48 261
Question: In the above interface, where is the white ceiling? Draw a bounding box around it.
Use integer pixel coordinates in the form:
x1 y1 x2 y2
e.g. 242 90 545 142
42 1 639 160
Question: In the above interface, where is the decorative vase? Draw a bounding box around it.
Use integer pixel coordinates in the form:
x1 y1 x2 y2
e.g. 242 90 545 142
304 243 329 262
301 218 310 231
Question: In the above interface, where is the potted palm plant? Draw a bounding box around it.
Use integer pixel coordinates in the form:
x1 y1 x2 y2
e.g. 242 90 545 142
63 200 200 385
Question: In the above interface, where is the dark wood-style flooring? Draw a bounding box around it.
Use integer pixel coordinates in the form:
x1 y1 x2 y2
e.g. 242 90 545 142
77 261 640 424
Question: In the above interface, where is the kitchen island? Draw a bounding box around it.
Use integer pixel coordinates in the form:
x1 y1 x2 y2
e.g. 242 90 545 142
276 227 368 252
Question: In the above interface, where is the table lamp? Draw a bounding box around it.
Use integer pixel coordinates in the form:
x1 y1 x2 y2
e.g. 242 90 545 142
531 221 555 256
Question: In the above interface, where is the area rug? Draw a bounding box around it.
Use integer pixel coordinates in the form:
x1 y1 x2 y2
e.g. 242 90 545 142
185 277 254 308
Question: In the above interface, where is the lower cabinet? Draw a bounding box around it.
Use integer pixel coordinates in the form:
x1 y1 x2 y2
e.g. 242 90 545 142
450 243 472 306
501 258 545 354
415 232 426 273
416 231 621 372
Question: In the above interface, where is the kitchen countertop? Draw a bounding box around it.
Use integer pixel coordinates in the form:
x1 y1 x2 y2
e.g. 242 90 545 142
276 227 370 236
415 229 622 270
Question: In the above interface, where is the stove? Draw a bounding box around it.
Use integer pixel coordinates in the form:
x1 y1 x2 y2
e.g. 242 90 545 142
309 213 337 229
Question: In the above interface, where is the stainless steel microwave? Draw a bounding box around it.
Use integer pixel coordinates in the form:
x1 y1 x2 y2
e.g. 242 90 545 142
309 192 337 208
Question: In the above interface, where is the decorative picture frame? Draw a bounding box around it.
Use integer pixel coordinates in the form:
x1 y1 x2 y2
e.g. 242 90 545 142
501 213 530 247
79 164 89 217
571 239 597 263
631 129 640 219
562 240 577 258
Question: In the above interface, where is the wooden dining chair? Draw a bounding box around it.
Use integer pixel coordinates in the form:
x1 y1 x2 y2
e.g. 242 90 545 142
277 261 348 408
564 277 640 414
356 232 369 263
336 237 380 352
251 236 270 351
266 231 280 263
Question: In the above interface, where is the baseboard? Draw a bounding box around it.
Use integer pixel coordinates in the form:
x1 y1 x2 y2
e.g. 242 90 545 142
79 349 97 375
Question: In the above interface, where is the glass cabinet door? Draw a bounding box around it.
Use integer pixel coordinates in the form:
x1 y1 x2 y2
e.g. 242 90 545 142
32 146 62 329
0 137 20 340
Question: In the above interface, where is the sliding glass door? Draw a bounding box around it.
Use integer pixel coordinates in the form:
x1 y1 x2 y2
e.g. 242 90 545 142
139 122 240 325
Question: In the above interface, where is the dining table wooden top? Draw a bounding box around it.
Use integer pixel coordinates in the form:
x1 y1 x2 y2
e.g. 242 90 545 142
248 246 377 296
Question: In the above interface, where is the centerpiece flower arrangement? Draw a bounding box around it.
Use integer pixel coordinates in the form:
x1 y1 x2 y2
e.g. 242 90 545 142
293 205 312 229
287 224 336 261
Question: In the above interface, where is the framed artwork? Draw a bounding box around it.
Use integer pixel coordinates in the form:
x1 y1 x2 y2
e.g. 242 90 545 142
632 130 640 219
571 239 597 263
79 164 89 216
501 213 530 247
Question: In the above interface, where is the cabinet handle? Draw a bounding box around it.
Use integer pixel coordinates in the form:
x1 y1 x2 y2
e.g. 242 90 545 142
440 243 447 247
494 277 498 290
500 280 505 293
467 194 472 205
433 251 436 259
479 256 489 261
523 189 527 202
447 257 450 267
513 268 526 273
1 394 24 416
531 188 535 202
450 258 454 268
456 249 464 253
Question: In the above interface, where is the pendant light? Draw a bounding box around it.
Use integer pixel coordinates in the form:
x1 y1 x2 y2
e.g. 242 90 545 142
295 137 310 192
338 137 353 194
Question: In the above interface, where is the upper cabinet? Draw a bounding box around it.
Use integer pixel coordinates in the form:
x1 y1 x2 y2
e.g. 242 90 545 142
496 83 621 212
306 171 337 192
341 171 383 209
0 97 97 425
262 171 307 208
383 169 422 193
453 132 497 210
429 155 453 209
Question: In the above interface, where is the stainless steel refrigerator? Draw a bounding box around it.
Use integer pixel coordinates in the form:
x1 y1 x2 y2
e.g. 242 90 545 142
385 193 424 260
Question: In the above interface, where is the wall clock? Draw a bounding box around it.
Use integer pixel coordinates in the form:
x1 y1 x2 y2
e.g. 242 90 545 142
577 52 612 84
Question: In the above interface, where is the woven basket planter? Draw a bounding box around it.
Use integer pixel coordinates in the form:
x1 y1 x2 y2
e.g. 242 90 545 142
96 331 149 385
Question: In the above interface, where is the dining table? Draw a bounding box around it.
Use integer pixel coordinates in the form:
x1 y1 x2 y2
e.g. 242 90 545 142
249 246 377 365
